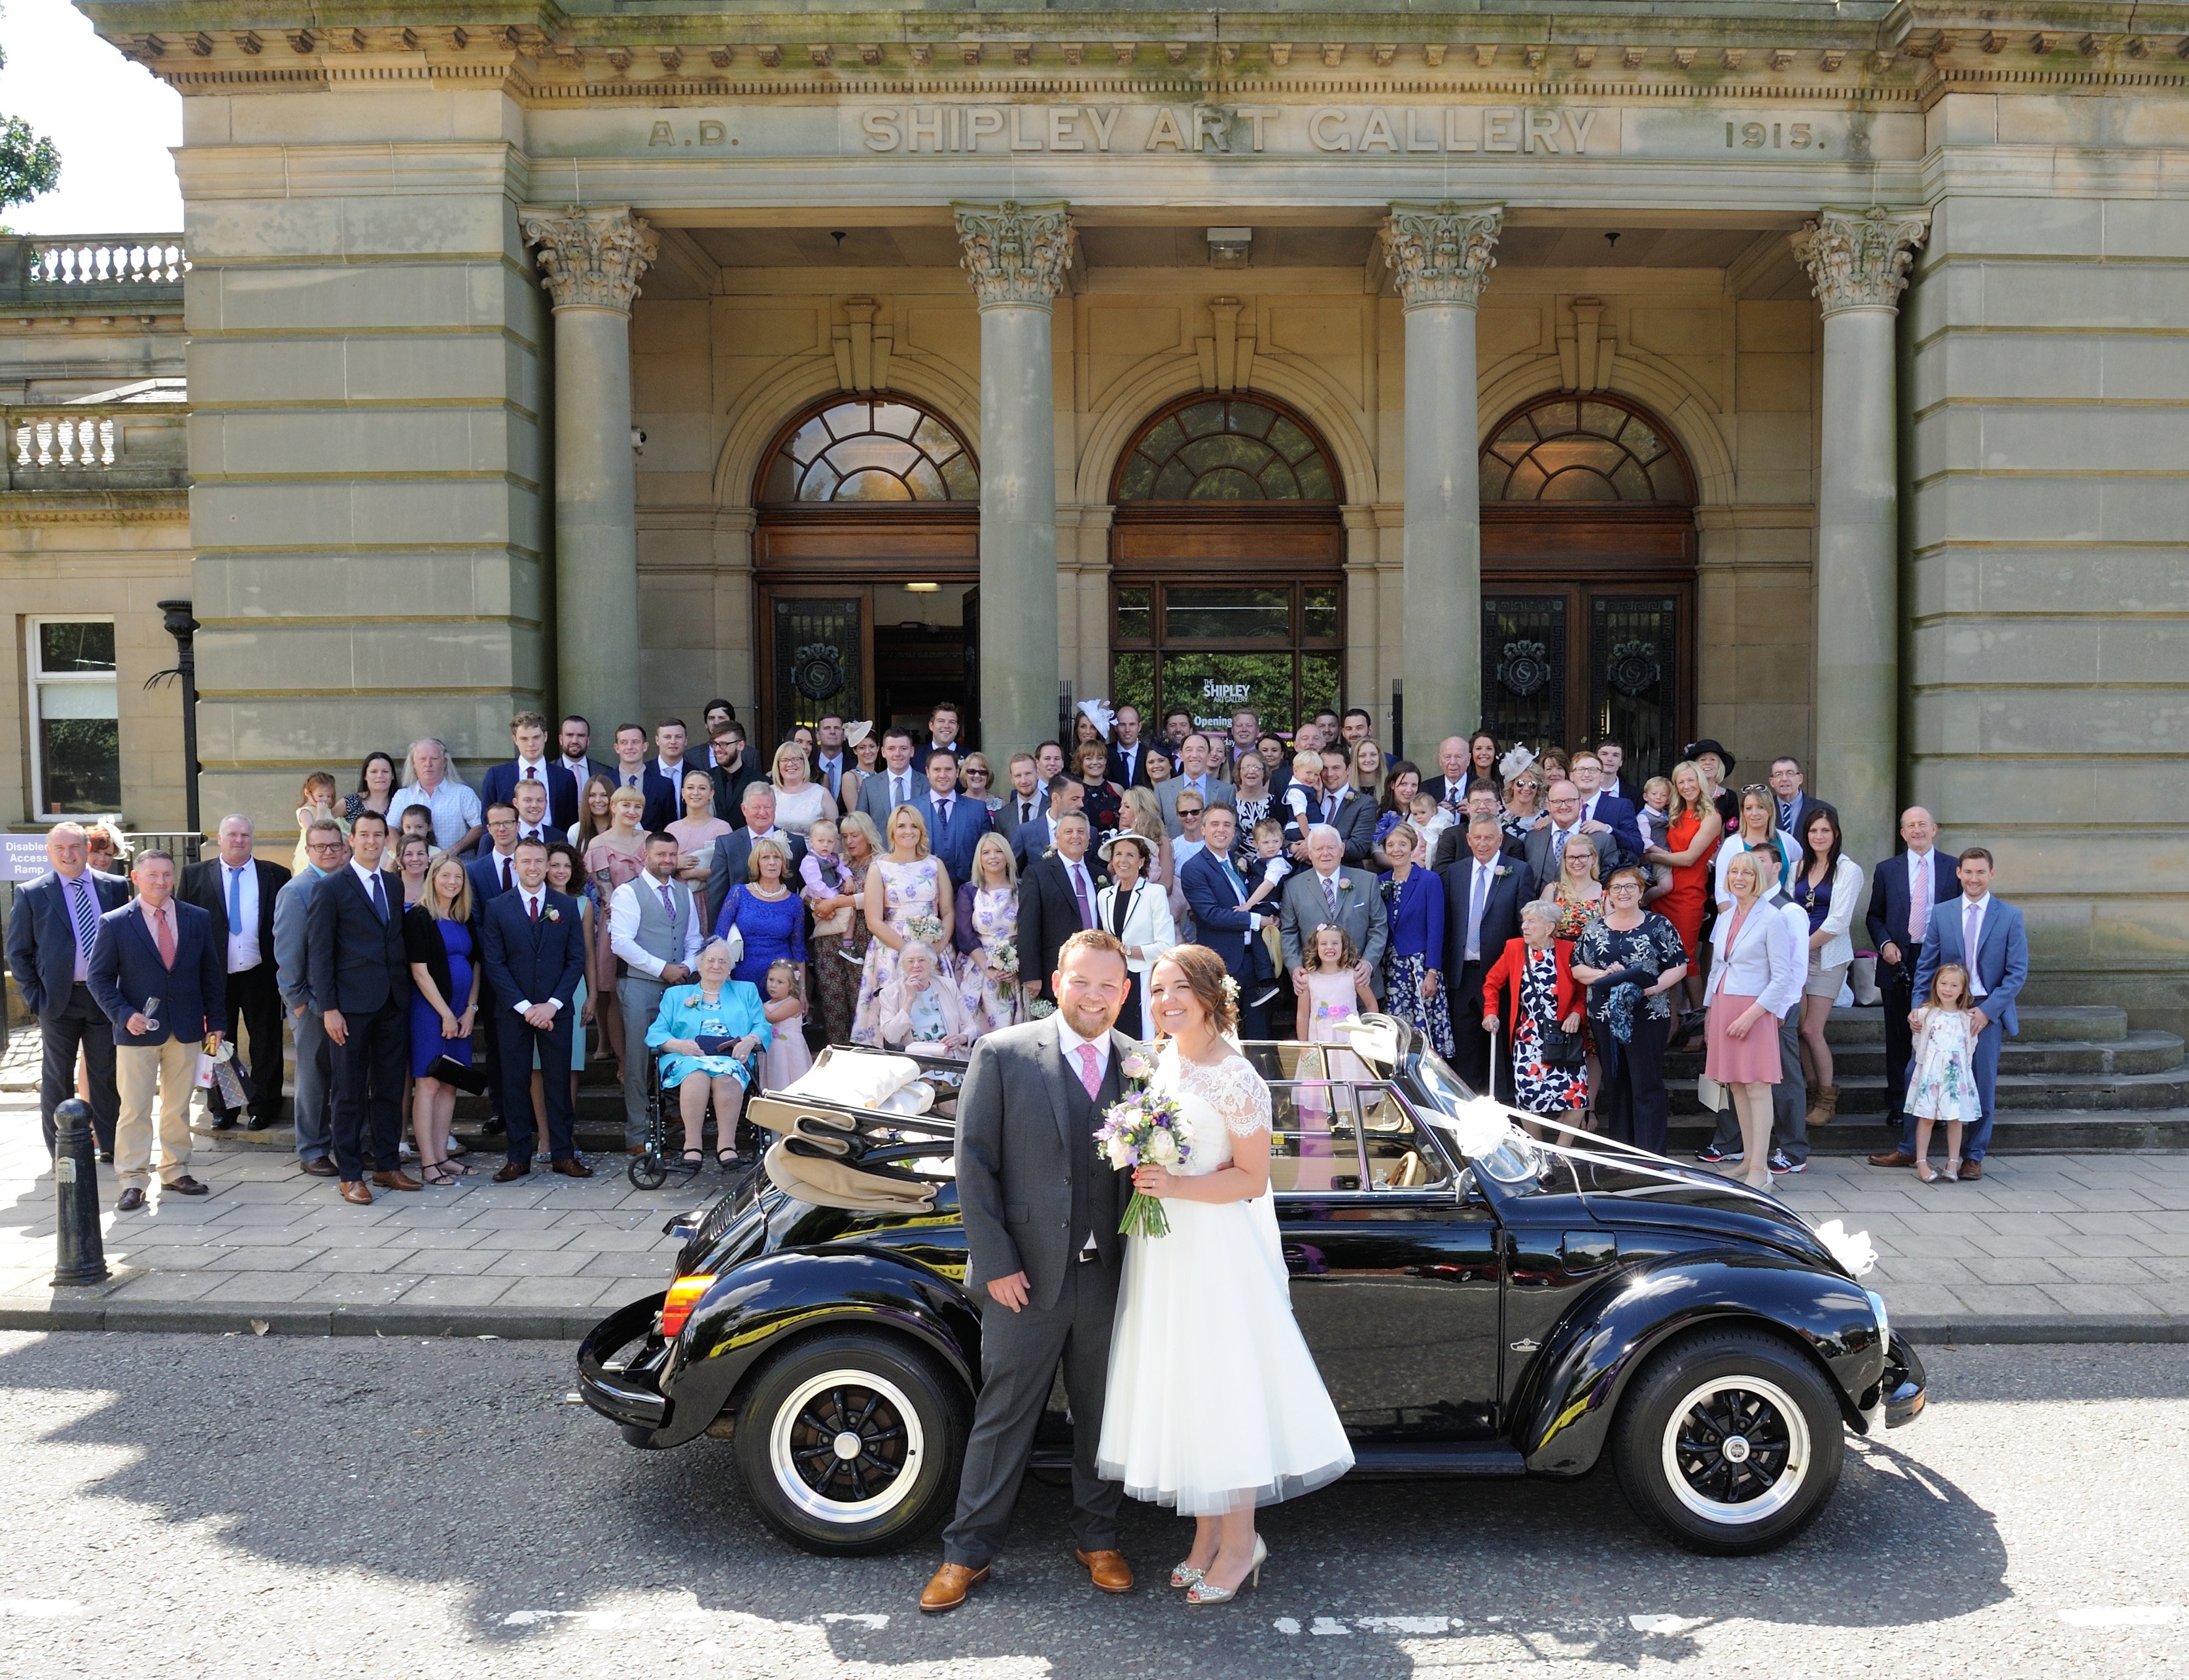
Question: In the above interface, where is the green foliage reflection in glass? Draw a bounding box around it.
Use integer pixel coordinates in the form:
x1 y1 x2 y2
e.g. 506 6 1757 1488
761 398 978 503
1479 397 1694 504
1115 398 1336 502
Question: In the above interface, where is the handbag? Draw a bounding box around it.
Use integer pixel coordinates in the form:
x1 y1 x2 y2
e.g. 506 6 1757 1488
715 888 746 966
1536 1025 1586 1068
425 1054 489 1095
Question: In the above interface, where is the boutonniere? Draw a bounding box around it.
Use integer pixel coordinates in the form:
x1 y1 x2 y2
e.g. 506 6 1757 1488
1495 866 1511 879
544 906 561 922
1338 877 1354 892
1119 1048 1155 1088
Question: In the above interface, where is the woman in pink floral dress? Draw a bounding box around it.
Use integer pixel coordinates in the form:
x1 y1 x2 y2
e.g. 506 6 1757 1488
850 805 951 1045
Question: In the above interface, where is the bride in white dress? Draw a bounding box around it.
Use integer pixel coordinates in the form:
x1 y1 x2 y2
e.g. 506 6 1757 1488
1096 944 1354 1605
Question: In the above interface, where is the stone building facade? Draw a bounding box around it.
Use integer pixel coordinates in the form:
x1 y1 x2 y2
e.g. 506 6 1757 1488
17 0 2189 1032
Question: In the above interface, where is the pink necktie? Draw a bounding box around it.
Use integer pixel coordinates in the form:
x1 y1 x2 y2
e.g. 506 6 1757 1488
153 905 175 968
1075 1043 1101 1098
1910 856 1930 941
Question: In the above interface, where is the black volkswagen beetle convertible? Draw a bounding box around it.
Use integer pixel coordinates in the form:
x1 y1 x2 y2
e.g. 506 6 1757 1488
578 1022 1925 1557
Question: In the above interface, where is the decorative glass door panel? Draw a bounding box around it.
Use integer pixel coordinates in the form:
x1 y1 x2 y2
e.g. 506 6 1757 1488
1480 595 1568 752
1590 595 1680 784
1108 580 1344 738
771 595 864 733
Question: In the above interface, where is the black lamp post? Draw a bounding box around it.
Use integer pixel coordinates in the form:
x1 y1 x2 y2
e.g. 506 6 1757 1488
153 599 200 840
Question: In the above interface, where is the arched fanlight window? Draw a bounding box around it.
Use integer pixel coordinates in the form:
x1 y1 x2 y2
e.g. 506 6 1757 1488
759 396 978 504
1479 396 1696 504
1115 396 1339 503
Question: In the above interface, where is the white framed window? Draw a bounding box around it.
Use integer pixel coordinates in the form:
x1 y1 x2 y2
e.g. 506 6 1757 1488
27 617 120 816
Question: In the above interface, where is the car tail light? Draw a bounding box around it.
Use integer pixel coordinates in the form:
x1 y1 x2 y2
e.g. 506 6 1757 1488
658 1274 716 1339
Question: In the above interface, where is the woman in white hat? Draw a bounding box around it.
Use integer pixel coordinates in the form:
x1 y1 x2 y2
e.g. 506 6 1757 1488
837 720 877 816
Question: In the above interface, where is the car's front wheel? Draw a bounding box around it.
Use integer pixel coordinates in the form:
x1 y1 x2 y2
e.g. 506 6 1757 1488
733 1331 966 1556
1611 1326 1844 1554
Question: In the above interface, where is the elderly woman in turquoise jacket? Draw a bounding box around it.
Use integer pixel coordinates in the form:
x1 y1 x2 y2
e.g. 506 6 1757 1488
646 936 773 1174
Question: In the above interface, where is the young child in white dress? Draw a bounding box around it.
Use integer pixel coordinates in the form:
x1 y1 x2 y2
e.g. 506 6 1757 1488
1907 962 1982 1183
757 958 813 1091
1293 924 1376 1184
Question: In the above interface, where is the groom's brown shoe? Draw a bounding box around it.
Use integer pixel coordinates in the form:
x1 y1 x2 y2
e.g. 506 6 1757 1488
1075 1549 1134 1594
919 1563 988 1614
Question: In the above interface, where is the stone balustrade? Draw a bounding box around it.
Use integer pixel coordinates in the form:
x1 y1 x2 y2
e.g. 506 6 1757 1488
3 402 187 490
0 235 186 313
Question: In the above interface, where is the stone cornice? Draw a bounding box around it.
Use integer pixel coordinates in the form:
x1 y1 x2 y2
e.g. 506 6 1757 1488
0 488 189 523
82 3 2189 99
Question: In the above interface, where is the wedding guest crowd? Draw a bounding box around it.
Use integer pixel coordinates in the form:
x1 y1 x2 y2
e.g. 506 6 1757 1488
9 696 2025 1202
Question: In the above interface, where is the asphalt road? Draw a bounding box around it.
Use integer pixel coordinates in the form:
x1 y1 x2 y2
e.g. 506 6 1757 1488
0 1333 2183 1679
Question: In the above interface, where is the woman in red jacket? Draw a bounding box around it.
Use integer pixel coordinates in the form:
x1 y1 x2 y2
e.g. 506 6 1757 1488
1479 899 1588 1138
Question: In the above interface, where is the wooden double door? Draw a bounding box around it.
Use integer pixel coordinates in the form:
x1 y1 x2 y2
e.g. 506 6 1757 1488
1479 506 1695 782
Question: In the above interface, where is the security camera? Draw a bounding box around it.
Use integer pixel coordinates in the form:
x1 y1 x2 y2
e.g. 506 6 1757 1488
631 428 647 451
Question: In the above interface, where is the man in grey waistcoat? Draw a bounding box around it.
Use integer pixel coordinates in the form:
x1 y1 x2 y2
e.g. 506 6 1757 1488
920 929 1139 1614
608 832 705 1151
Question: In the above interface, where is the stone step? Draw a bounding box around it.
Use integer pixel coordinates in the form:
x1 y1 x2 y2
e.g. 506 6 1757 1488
1802 1004 2129 1046
1665 1031 2186 1081
1662 1108 2189 1156
1666 1061 2189 1116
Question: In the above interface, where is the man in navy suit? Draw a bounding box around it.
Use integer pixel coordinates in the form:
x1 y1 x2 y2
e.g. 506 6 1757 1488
910 701 966 773
1865 806 1965 1166
1441 816 1528 1093
464 804 523 1134
915 751 991 888
1104 703 1155 791
1179 808 1277 1041
481 836 591 1180
1905 847 2027 1178
1908 850 2022 1174
307 813 418 1202
86 849 224 1209
1766 757 1830 851
639 718 695 835
7 822 130 1155
1569 751 1644 871
480 710 581 835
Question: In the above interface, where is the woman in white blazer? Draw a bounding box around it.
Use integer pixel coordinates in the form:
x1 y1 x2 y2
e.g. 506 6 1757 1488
1702 850 1807 1189
1096 831 1178 1041
1713 786 1800 911
1791 807 1866 1129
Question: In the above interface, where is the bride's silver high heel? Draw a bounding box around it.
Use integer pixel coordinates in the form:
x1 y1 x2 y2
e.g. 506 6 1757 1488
1169 1562 1205 1590
1184 1536 1266 1605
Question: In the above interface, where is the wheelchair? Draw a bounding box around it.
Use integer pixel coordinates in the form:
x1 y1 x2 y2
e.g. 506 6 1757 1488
627 1045 763 1190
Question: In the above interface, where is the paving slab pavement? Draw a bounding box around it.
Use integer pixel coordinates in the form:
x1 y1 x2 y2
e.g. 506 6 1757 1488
5 1035 2188 1344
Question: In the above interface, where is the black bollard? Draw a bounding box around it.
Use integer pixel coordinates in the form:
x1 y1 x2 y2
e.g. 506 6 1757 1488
52 1098 109 1286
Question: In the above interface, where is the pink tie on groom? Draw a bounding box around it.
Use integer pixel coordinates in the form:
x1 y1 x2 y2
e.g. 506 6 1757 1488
1075 1043 1102 1099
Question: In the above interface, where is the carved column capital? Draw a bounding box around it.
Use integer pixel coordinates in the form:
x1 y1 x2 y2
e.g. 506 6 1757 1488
953 200 1074 309
518 204 659 312
1791 207 1931 315
1383 201 1504 309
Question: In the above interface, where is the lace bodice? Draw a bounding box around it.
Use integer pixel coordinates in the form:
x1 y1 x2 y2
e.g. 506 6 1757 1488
1153 1045 1272 1175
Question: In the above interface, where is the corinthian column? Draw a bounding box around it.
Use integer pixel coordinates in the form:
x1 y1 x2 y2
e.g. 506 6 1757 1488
1384 201 1503 747
519 204 659 733
1792 206 1930 869
954 200 1073 756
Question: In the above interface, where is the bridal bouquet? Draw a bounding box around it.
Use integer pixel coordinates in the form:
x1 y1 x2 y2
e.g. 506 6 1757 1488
902 913 945 951
1095 1081 1193 1238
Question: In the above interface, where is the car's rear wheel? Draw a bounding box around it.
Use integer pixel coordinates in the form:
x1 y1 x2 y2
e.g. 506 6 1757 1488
733 1332 966 1556
1611 1326 1843 1555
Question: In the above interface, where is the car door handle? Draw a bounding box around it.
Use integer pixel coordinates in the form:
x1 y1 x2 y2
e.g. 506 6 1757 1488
1561 1231 1618 1271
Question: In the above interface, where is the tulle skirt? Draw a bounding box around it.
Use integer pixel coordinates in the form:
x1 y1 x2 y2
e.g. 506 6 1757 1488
1096 1193 1354 1516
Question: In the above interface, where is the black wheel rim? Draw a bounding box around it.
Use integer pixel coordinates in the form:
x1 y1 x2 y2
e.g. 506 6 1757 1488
1660 1374 1810 1524
770 1369 925 1523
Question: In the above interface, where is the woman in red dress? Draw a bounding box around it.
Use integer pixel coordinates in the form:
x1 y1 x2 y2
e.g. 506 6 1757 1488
1646 759 1723 1011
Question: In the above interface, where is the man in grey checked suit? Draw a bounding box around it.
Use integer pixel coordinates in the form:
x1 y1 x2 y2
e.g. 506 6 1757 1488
923 930 1138 1615
274 820 351 1175
1278 824 1389 1000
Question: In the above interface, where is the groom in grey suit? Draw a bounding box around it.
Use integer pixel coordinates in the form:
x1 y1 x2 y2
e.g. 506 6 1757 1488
923 929 1139 1613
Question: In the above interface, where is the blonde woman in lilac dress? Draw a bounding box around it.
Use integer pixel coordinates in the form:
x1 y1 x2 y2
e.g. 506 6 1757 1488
953 831 1022 1037
850 805 951 1045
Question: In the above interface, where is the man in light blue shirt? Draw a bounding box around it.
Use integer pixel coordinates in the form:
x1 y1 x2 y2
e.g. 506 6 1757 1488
387 736 484 854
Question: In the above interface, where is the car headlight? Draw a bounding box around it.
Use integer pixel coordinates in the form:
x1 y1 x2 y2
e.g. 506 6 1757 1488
1866 1289 1890 1346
